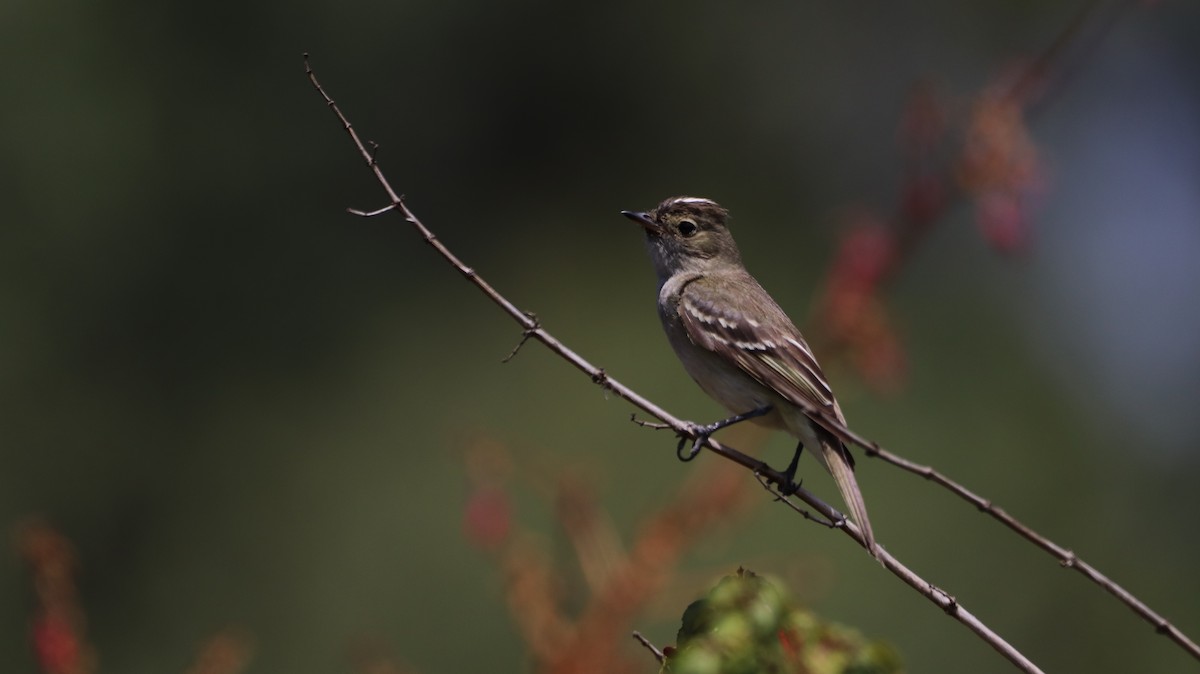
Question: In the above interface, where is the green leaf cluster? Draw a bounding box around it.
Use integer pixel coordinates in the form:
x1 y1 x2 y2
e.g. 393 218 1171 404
665 568 902 674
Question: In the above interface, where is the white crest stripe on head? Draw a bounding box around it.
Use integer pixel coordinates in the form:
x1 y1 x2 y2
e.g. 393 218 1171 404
669 197 718 206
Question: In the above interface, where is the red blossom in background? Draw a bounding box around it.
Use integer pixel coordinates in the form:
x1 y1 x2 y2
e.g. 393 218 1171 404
31 613 83 674
815 216 907 392
460 436 759 674
17 521 257 674
958 84 1044 254
462 436 515 551
811 67 1048 391
464 486 513 551
17 519 92 674
975 190 1031 254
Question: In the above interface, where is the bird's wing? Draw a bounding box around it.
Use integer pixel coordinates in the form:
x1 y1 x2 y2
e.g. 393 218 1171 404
679 274 874 553
677 274 843 423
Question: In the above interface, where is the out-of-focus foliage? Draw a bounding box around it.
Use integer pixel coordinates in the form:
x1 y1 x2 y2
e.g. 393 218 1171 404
666 568 901 674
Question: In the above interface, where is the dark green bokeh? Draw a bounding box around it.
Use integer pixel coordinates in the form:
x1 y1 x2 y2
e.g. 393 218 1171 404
3 1 1199 673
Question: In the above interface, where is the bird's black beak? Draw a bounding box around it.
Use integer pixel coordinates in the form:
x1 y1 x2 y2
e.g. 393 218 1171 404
621 210 657 231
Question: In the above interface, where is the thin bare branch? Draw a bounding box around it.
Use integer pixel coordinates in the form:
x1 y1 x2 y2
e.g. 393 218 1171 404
305 54 1050 673
752 378 1200 661
631 631 665 664
868 443 1200 658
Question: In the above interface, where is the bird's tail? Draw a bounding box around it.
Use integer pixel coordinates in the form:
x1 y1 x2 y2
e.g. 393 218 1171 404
815 435 878 558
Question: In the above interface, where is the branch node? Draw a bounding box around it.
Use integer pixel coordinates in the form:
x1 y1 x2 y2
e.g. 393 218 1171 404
629 414 670 431
501 313 540 363
1058 551 1077 569
367 140 380 165
830 511 848 531
931 585 959 614
590 368 610 389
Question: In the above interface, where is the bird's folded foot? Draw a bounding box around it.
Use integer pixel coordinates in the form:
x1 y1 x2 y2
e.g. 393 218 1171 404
777 475 803 496
674 405 773 462
676 422 717 461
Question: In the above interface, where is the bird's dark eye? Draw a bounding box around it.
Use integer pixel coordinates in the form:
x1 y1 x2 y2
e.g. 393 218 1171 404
677 219 698 237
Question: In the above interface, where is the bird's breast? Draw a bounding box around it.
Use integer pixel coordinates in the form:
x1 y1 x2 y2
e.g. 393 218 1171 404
657 309 787 430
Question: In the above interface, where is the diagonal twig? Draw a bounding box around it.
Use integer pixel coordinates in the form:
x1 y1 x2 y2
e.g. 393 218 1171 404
748 369 1200 663
631 631 665 664
866 443 1200 658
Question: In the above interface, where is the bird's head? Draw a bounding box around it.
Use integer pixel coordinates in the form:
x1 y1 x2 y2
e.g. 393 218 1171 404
622 196 742 279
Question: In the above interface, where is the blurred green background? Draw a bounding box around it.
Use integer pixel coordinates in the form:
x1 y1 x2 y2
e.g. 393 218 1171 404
3 0 1200 672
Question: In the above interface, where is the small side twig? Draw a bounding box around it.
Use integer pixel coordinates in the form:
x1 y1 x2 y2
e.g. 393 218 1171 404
502 312 540 363
754 473 827 526
630 414 671 431
631 631 665 664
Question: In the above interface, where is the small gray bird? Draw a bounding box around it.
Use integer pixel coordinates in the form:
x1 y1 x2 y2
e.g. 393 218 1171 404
623 196 877 554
